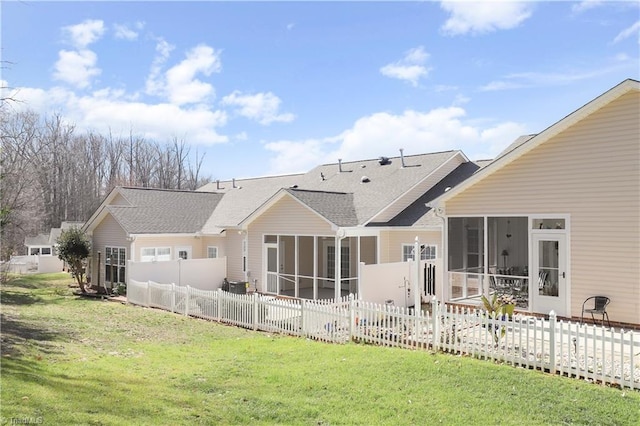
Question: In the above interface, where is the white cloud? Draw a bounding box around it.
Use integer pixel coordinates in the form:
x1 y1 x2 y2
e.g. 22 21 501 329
62 19 105 48
53 49 101 89
265 107 527 175
440 1 533 36
113 23 140 41
221 91 295 125
9 84 229 145
145 38 175 96
613 20 640 44
380 46 431 86
146 44 221 106
479 69 625 91
571 0 604 14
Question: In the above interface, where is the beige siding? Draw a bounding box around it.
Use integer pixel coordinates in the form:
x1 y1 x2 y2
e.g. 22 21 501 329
89 214 128 284
226 232 244 282
201 236 227 259
380 230 442 263
246 196 335 291
446 92 640 324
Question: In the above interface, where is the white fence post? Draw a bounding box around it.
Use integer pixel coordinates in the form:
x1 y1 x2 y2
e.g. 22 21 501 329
171 283 176 313
348 294 355 341
253 293 258 331
146 281 151 307
431 296 440 350
549 310 557 374
300 299 305 335
185 286 190 317
217 288 222 322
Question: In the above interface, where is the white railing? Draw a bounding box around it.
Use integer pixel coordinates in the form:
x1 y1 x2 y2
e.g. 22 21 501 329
126 280 640 390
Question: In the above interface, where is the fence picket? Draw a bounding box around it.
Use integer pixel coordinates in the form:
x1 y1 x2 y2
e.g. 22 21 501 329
125 279 639 390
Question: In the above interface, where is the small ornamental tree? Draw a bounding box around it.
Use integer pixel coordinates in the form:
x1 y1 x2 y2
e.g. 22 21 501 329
57 227 91 293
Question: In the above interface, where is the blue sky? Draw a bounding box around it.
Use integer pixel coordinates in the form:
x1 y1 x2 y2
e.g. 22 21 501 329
2 1 639 181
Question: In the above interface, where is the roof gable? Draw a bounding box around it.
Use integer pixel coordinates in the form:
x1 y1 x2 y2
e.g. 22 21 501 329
86 187 223 234
435 79 640 205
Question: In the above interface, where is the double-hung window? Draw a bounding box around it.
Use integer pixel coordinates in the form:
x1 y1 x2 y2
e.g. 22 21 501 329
207 246 218 259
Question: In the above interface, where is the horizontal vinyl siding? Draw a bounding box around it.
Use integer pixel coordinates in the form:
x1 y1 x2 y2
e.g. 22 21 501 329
385 230 442 263
90 214 128 283
247 196 336 292
446 92 640 324
226 232 244 282
202 236 227 259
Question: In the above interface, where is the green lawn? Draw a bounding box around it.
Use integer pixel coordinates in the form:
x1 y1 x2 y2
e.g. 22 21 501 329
2 273 638 425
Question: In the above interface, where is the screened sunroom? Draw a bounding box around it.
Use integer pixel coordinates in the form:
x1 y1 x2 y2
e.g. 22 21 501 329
447 216 530 309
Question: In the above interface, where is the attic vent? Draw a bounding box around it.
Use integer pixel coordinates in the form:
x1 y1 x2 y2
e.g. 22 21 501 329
290 184 298 189
361 176 370 183
378 156 391 165
444 186 452 192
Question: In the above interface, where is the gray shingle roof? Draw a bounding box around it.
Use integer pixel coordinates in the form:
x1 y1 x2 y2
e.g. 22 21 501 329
108 187 224 234
382 161 482 227
201 150 460 230
286 189 358 227
24 233 50 246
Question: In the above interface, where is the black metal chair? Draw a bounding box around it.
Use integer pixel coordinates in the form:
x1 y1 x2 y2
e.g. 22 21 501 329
581 296 611 327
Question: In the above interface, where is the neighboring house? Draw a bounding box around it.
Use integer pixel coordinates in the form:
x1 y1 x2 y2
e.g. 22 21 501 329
24 221 85 256
83 150 480 299
17 221 84 273
432 79 640 326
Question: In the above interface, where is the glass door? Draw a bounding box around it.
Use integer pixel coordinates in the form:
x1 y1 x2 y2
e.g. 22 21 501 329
531 233 567 316
265 244 278 294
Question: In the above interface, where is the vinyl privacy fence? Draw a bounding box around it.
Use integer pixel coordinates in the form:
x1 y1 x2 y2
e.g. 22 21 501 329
127 279 640 390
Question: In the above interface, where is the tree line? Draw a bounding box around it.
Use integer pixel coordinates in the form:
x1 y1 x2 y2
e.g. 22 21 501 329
0 109 212 260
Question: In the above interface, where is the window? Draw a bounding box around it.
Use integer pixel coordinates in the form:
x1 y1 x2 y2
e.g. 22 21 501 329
105 246 126 284
402 244 437 261
140 247 171 262
207 246 218 258
41 247 52 255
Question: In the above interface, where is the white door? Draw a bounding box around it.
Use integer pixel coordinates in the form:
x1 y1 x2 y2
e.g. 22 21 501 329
265 243 279 294
531 234 567 317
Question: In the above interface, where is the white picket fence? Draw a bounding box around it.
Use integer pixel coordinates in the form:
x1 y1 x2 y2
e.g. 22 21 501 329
127 279 640 390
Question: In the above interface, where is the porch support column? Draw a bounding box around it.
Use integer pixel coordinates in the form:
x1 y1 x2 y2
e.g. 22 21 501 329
335 235 341 301
413 237 421 313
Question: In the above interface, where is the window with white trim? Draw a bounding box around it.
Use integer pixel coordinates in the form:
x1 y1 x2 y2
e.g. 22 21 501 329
105 246 126 284
140 247 171 262
207 246 218 259
402 244 437 261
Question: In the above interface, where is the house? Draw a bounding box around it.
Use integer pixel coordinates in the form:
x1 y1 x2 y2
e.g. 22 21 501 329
12 221 85 274
83 150 480 300
24 221 85 256
432 79 640 326
83 78 639 326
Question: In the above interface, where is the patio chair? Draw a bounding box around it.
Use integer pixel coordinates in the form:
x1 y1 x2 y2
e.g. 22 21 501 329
581 296 611 327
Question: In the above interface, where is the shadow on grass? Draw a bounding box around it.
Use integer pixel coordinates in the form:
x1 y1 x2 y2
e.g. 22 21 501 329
0 313 70 357
1 289 43 305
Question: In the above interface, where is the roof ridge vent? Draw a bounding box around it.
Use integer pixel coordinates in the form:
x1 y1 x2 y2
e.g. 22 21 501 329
378 156 391 166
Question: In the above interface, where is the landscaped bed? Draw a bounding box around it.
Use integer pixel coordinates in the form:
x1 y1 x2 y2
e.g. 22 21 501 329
2 273 638 425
